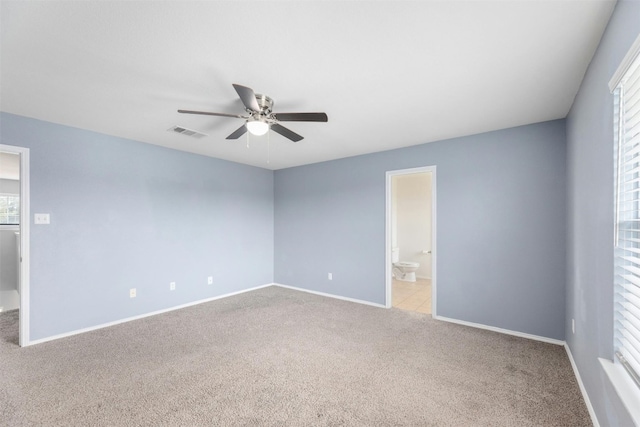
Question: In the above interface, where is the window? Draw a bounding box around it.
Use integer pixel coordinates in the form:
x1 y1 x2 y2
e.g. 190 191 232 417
0 194 19 225
613 38 640 391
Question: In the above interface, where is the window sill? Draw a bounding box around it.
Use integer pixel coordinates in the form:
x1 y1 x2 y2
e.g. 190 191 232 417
599 357 640 425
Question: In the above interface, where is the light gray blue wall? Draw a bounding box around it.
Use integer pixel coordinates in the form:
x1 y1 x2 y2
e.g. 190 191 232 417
566 0 640 425
0 112 274 341
275 120 567 340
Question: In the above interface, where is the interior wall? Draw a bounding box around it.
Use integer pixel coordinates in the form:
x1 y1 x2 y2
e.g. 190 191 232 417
0 229 19 294
0 112 274 342
275 119 567 340
565 0 640 425
0 227 20 311
0 177 20 311
393 173 432 278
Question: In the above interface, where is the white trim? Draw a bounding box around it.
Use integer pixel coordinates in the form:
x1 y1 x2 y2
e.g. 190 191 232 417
385 166 437 316
273 283 386 308
0 144 30 347
386 172 392 307
430 167 437 317
600 357 640 426
26 283 273 346
433 314 565 346
609 32 640 92
565 344 600 427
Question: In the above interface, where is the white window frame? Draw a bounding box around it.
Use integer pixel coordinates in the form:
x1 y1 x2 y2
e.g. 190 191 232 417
0 193 20 225
605 32 640 425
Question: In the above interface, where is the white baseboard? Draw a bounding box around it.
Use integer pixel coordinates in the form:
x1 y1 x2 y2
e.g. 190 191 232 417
433 315 565 346
273 283 386 308
566 344 599 427
26 283 273 346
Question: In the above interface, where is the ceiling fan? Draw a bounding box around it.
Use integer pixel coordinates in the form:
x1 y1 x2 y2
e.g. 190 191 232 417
178 84 328 142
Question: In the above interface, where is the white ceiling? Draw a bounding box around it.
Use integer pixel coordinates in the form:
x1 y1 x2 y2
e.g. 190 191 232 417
0 1 615 170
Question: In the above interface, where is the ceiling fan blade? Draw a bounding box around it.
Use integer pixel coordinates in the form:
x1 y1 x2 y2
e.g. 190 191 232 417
273 112 328 122
271 123 304 142
178 109 246 119
226 124 248 140
232 84 261 112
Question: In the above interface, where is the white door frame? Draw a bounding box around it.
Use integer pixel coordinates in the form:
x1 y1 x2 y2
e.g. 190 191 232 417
0 144 30 346
385 165 437 316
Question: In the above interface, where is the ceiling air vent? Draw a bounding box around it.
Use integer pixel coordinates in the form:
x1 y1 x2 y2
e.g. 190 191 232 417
168 126 208 139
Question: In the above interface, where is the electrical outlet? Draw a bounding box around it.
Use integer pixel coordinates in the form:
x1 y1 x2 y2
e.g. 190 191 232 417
328 273 332 280
130 288 136 298
170 282 176 291
207 276 213 285
572 318 575 334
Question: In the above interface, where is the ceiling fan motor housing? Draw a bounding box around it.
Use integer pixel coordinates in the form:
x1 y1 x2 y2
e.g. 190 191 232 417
178 83 326 142
254 94 274 114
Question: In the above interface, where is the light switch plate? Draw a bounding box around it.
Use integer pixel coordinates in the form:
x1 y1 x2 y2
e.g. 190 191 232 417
34 213 50 224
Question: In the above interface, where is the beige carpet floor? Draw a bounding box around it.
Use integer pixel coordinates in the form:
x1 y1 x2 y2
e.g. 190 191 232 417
0 286 590 426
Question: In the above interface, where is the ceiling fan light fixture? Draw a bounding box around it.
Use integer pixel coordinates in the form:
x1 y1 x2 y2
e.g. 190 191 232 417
246 119 269 136
178 83 326 143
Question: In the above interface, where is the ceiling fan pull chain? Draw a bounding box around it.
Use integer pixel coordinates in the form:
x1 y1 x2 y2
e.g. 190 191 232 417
246 130 249 149
267 129 271 164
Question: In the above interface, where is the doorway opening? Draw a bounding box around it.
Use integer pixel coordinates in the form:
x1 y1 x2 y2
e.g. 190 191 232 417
0 144 30 346
385 166 436 316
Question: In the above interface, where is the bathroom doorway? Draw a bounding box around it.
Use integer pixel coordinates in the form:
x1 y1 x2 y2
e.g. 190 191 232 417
385 166 436 316
0 144 30 346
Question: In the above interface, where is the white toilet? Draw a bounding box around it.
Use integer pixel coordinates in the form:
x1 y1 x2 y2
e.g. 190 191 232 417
392 248 420 282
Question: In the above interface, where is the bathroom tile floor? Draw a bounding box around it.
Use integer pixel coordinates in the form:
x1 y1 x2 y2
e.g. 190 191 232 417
392 278 432 315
